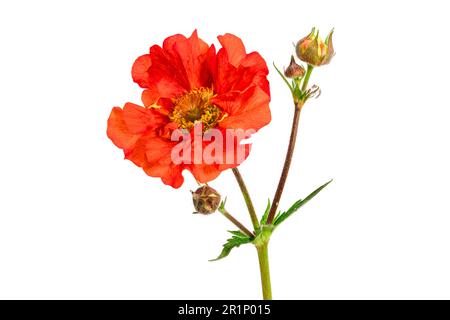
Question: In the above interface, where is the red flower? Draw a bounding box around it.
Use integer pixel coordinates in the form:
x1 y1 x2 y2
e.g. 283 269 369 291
107 31 271 188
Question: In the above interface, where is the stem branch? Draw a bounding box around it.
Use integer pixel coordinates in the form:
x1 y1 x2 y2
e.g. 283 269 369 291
266 64 313 224
302 64 314 91
232 168 260 231
219 208 255 238
266 106 302 224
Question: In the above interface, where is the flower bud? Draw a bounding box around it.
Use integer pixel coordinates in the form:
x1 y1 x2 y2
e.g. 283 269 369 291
284 56 305 78
295 28 335 67
192 185 221 214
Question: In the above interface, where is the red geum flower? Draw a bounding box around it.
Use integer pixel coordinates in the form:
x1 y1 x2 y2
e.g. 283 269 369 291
107 31 271 188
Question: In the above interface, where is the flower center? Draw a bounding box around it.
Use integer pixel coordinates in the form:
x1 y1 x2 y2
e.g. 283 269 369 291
170 88 226 131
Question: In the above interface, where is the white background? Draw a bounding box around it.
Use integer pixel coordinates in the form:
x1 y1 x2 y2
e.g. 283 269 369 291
1 0 449 299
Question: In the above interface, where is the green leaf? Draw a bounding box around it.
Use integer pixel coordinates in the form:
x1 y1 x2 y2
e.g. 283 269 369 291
260 199 271 225
227 230 248 238
218 197 227 212
273 63 293 92
274 179 333 226
210 230 253 261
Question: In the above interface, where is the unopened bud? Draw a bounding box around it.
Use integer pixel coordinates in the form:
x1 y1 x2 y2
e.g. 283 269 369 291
295 28 335 67
284 56 305 78
192 185 221 214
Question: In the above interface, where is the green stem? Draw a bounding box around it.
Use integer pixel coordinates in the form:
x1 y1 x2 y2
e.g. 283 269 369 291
219 208 255 239
256 241 272 300
232 168 260 231
302 64 314 91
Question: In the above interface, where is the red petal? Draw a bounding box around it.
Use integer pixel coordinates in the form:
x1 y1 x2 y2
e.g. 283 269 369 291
141 89 160 107
139 31 212 99
107 104 184 188
168 30 211 89
217 33 246 67
124 134 153 168
107 107 140 150
122 103 162 134
147 45 188 97
145 137 185 188
131 54 152 88
213 86 271 131
189 164 221 183
235 52 270 95
211 48 236 94
212 48 270 96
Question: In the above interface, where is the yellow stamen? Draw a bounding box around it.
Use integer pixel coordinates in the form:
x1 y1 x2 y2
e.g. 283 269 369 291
170 88 226 131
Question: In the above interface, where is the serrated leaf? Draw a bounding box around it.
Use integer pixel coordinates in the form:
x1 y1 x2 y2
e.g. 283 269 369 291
210 231 253 262
260 199 271 225
227 230 248 238
274 179 333 226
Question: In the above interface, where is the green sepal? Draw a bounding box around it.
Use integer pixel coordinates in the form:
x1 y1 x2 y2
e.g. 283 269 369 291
260 199 271 225
209 230 253 262
293 84 303 101
274 179 333 226
218 197 227 212
273 63 293 92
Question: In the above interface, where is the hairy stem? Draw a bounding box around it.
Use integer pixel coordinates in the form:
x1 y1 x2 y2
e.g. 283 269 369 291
302 64 314 91
232 168 260 231
266 106 302 224
266 65 313 224
219 208 255 238
256 241 272 300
